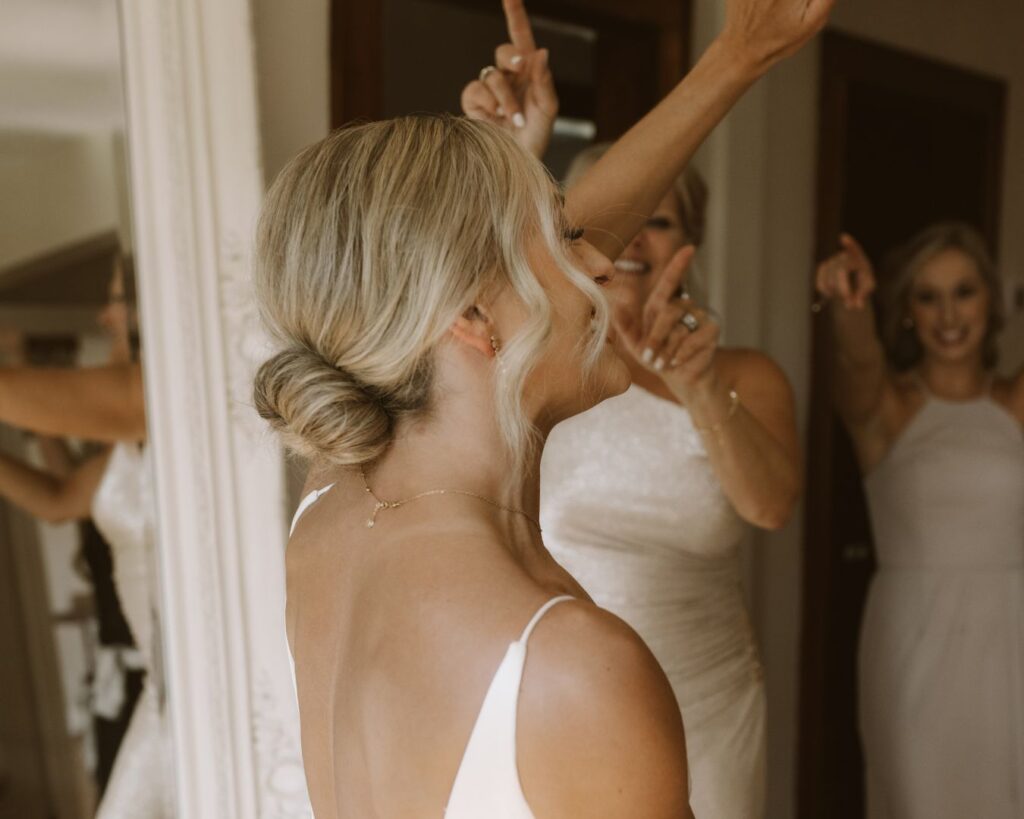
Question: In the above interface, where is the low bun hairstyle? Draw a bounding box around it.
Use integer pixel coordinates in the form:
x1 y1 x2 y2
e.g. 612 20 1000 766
252 115 608 473
254 345 429 465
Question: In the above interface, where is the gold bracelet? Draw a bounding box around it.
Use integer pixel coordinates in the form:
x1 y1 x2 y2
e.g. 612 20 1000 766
694 389 740 435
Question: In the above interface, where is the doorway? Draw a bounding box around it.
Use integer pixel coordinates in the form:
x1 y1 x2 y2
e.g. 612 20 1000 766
798 30 1007 819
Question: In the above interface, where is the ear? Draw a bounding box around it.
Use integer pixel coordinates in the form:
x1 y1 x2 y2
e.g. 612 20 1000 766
449 304 497 358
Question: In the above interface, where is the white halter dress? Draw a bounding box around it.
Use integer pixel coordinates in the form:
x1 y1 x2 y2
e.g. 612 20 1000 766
859 384 1024 817
540 384 766 818
91 443 169 818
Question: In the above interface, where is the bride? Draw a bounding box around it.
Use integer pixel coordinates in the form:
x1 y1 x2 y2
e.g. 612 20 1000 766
257 1 832 816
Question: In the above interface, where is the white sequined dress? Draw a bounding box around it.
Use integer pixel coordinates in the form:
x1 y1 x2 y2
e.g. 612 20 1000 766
91 443 170 818
541 385 766 818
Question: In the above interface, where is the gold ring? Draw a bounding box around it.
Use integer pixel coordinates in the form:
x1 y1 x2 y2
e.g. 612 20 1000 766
479 66 497 82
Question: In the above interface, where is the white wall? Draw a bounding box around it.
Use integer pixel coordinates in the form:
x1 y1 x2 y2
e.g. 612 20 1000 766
691 2 1024 816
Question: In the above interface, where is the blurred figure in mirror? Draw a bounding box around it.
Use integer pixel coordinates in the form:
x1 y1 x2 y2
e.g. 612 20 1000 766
263 0 831 816
816 224 1024 818
0 256 168 818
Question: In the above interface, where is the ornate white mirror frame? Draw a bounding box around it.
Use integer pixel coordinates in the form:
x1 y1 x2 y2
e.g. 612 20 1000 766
119 0 309 815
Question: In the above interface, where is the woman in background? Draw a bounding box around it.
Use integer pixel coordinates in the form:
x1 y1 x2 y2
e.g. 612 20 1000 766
816 225 1024 818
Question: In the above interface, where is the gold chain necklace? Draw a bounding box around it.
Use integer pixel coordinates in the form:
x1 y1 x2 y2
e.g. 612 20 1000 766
359 468 542 533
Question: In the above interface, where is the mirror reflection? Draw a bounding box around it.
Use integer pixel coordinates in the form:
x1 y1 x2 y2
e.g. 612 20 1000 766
0 1 167 817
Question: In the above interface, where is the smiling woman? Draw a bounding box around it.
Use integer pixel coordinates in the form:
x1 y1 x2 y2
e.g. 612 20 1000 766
815 223 1024 818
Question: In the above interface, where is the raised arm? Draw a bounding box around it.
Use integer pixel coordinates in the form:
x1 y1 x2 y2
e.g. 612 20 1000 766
0 363 147 442
815 234 890 428
0 448 111 524
462 0 834 259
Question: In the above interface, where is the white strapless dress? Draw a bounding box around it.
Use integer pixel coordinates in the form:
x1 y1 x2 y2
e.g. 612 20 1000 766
541 385 766 818
91 443 170 818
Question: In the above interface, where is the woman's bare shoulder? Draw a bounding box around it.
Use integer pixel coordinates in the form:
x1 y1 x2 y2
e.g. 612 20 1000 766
516 601 692 819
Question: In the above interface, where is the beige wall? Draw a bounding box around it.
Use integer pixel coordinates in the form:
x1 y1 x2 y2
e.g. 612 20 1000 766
251 0 331 183
692 2 1024 816
0 132 125 272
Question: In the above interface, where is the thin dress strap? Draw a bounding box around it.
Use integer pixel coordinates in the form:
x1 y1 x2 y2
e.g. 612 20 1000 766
289 484 336 536
516 595 575 645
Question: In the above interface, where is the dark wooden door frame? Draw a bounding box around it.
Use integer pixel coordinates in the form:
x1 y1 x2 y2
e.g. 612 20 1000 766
330 0 692 131
798 29 1007 818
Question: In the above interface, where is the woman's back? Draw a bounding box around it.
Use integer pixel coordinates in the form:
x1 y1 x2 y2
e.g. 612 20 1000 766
286 472 692 819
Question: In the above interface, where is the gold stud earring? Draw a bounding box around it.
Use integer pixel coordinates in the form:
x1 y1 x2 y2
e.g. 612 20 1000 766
490 335 501 355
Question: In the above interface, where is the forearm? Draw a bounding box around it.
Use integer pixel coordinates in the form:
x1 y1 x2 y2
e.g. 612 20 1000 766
0 364 146 442
829 304 888 421
566 39 761 259
686 383 801 530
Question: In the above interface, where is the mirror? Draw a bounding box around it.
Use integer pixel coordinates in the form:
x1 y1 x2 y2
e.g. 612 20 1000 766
0 1 169 816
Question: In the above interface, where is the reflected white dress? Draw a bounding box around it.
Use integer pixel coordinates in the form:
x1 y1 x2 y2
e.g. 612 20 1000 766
91 443 169 818
541 385 766 818
859 386 1024 818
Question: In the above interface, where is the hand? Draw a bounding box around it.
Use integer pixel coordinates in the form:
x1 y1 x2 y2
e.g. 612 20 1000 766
619 246 721 400
459 0 558 158
815 233 876 310
719 0 835 74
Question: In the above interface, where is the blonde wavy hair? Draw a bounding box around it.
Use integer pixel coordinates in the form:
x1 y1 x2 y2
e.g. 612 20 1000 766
253 115 609 479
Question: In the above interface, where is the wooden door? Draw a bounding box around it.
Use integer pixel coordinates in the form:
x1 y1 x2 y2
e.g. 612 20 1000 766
798 31 1006 819
330 0 692 175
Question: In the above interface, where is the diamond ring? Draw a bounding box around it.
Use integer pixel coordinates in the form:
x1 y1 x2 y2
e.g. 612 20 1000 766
680 312 700 332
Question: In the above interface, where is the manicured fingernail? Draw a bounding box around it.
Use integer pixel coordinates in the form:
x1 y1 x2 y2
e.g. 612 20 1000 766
496 105 505 117
510 54 524 67
641 348 653 364
654 358 665 371
512 112 526 129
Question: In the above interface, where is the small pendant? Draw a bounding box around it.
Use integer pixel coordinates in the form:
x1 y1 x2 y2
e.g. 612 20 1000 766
366 519 375 528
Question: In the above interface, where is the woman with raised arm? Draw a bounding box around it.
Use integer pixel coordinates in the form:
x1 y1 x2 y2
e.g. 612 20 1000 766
455 130 799 815
0 260 167 818
816 225 1024 818
261 1 831 816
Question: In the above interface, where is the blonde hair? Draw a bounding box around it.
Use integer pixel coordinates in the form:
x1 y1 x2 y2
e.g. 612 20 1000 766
253 115 608 478
879 222 1002 371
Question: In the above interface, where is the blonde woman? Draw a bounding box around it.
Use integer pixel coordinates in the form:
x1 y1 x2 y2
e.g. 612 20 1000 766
260 1 831 816
816 224 1024 818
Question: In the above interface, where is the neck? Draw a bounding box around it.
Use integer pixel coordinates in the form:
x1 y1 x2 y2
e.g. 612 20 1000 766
357 374 545 545
918 355 988 399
